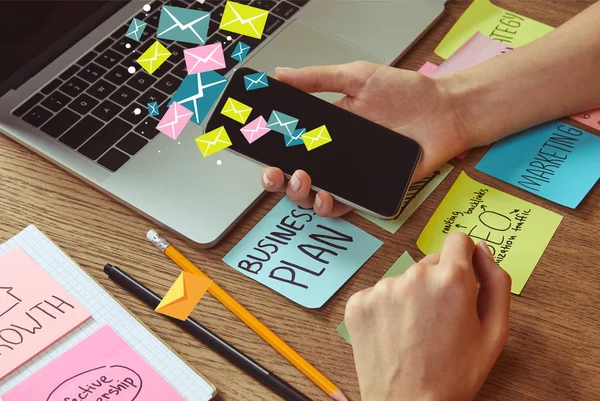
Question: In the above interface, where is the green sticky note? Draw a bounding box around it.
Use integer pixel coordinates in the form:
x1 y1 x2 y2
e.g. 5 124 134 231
357 164 453 234
337 252 417 344
435 0 554 59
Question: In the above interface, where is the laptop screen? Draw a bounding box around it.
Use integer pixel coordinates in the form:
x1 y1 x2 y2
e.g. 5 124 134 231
0 1 126 94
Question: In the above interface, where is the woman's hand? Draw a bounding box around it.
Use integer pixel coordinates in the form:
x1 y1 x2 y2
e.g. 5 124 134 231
261 61 471 217
346 234 511 401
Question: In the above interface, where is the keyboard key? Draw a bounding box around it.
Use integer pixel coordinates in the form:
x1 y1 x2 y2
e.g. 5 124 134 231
95 37 114 53
251 0 277 10
96 49 124 69
152 61 174 78
91 99 122 122
78 118 132 160
77 62 107 84
40 109 81 138
22 106 53 127
208 18 220 36
13 93 44 117
119 103 147 125
110 86 140 107
111 24 130 40
168 0 188 8
41 91 71 112
139 24 157 43
104 65 130 86
272 1 300 19
264 14 285 36
113 37 141 55
138 88 168 106
76 51 98 67
223 52 239 73
170 61 188 79
207 33 228 47
41 79 62 95
59 65 80 81
59 77 89 97
117 133 148 155
155 74 182 95
145 10 161 27
286 0 309 6
69 93 100 115
135 117 160 139
212 5 225 21
98 148 130 172
88 79 117 100
59 115 103 149
127 72 157 92
167 43 186 64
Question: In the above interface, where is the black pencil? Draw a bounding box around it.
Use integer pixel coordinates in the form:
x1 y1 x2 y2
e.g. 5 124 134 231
104 263 312 401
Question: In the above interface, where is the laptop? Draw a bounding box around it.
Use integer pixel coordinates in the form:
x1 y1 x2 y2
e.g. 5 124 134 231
0 0 445 247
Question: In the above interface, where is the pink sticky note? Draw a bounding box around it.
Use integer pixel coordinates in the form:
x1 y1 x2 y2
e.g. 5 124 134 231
156 102 194 140
0 248 90 380
417 61 438 77
240 115 271 144
3 325 185 401
430 32 513 78
571 109 600 131
184 43 226 74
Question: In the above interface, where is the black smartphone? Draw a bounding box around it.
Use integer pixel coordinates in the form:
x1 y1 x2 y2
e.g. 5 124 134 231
206 67 421 219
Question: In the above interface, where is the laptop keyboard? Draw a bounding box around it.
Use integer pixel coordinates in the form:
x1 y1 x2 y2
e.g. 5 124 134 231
12 0 308 173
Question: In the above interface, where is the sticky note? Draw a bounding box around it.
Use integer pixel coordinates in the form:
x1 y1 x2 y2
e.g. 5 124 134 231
417 172 562 294
476 121 600 208
337 252 416 344
223 197 383 308
435 0 553 59
572 109 600 131
2 325 185 401
357 164 454 234
0 248 90 380
155 272 212 321
417 61 438 76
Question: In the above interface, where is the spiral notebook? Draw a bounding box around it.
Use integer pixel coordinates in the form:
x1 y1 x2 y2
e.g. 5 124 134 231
0 225 216 400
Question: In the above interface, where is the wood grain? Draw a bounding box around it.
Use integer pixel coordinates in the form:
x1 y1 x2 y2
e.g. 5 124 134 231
1 1 599 400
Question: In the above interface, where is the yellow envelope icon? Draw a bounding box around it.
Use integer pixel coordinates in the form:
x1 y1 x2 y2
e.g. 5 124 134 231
302 125 332 151
220 97 252 124
155 272 212 321
195 126 233 157
137 40 171 75
219 1 269 39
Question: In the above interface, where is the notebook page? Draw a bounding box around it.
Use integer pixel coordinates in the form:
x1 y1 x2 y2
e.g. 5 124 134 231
0 225 215 400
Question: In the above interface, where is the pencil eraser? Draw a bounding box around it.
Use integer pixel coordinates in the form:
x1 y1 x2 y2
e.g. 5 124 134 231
146 229 160 242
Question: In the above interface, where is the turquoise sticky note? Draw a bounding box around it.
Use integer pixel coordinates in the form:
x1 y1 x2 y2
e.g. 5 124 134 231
476 121 600 208
223 197 383 308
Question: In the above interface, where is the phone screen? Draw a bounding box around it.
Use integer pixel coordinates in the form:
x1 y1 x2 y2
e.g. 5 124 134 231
206 67 421 218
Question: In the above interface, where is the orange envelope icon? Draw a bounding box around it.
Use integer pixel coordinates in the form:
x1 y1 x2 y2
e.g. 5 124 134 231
155 272 212 320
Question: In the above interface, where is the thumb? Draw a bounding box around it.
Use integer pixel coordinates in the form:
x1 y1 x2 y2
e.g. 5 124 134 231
473 241 511 343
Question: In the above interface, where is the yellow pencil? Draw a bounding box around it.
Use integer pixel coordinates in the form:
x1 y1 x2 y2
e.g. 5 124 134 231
147 230 348 401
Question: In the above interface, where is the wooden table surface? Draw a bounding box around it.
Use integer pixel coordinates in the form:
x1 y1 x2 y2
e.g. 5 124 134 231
2 1 599 400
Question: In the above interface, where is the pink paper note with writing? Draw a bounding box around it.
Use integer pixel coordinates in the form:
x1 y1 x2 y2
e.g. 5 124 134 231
0 248 90 380
3 325 185 401
571 109 600 131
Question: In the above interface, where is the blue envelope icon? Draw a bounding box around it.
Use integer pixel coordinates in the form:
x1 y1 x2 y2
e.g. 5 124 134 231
147 101 160 117
231 42 251 62
126 18 147 41
170 71 229 125
244 72 269 91
157 6 210 45
266 110 299 136
284 128 305 147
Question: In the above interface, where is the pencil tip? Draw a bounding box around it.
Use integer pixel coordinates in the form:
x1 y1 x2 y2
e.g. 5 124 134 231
330 389 349 401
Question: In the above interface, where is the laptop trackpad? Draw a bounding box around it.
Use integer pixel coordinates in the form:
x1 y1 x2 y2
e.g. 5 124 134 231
244 20 384 102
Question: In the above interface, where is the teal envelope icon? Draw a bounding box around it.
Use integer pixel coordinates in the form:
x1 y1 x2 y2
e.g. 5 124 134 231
244 72 269 91
157 6 210 45
231 42 251 62
170 71 228 125
266 110 299 136
284 128 305 147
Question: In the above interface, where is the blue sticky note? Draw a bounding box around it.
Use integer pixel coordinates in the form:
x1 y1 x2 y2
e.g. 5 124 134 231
223 197 383 308
170 71 228 125
157 6 210 45
147 101 160 117
231 41 251 62
476 121 600 208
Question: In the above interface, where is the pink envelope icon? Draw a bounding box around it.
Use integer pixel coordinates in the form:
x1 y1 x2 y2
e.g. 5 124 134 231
241 115 271 144
156 102 194 140
184 43 226 74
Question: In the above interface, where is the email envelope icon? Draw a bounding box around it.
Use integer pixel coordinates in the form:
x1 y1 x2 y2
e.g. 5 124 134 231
302 125 332 151
184 43 226 74
157 5 210 45
156 101 194 140
155 272 212 321
196 126 233 157
231 41 251 62
137 40 171 74
284 128 305 147
221 97 253 124
126 18 147 41
266 110 298 136
219 1 269 39
244 72 269 91
171 71 229 125
241 115 271 143
147 101 160 117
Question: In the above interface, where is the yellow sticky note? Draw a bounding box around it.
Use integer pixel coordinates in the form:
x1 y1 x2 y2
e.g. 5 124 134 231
435 0 554 59
220 97 253 124
219 1 269 39
155 272 212 320
417 172 562 294
137 40 171 74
